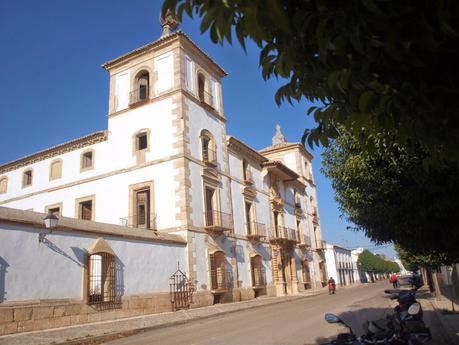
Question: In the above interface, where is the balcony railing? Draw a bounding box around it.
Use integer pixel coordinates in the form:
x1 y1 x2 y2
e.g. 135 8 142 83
299 234 312 248
202 147 217 167
210 267 233 291
204 210 233 233
129 87 150 106
269 226 299 243
119 214 157 230
198 89 215 108
246 221 266 241
251 267 266 288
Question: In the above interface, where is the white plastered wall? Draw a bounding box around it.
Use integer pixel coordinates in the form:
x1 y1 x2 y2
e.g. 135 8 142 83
3 162 180 230
0 222 185 302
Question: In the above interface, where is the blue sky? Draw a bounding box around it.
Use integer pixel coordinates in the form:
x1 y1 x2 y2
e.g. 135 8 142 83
0 1 395 257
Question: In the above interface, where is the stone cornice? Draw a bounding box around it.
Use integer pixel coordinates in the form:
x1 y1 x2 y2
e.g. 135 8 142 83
0 206 187 245
0 131 108 174
101 31 227 77
262 160 299 180
226 136 269 165
259 142 314 161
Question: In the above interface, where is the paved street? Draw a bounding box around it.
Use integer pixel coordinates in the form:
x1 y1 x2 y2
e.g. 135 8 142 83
105 281 399 345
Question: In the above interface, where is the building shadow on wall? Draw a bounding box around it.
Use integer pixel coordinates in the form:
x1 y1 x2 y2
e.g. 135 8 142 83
41 238 84 267
0 256 9 303
116 257 125 298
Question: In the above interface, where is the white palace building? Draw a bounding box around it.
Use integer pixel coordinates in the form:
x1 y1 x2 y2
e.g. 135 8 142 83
0 19 327 335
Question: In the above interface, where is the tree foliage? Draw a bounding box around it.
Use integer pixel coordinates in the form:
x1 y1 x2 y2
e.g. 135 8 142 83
395 244 446 271
358 250 400 273
162 0 459 166
321 129 459 263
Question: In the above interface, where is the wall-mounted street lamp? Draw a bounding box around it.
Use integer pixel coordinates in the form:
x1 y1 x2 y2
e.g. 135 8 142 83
39 212 58 243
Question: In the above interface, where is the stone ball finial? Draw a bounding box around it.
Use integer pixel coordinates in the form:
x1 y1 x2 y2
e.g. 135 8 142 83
272 124 286 146
160 9 179 37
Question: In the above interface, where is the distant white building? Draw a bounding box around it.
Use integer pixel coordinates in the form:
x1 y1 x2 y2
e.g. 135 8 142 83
395 259 409 275
323 242 355 286
0 20 327 335
351 247 366 283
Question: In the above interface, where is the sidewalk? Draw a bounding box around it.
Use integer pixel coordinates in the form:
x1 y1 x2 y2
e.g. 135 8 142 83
0 288 333 345
426 295 459 345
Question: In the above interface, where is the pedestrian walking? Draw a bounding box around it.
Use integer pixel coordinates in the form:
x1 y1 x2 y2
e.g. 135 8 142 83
389 272 399 289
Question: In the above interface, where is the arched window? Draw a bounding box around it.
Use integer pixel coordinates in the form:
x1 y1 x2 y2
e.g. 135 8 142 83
197 73 206 103
209 251 230 291
87 238 117 305
0 176 7 194
131 71 150 105
250 255 265 287
49 159 62 180
22 169 33 187
200 131 216 166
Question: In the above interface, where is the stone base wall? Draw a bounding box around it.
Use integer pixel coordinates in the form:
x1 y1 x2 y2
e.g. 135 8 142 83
0 285 280 335
0 290 216 336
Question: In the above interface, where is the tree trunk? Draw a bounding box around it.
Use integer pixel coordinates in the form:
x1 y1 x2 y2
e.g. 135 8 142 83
432 268 442 301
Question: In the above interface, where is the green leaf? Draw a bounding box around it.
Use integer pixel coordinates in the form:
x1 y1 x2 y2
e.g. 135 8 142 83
359 91 374 113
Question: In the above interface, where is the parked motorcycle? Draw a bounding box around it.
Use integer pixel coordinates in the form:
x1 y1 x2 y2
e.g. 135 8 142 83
320 305 431 345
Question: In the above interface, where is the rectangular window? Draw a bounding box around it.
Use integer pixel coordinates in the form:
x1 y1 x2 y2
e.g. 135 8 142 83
81 151 93 170
23 170 32 187
48 207 61 217
245 202 252 234
205 187 215 226
115 71 130 111
135 189 150 228
137 133 148 151
210 78 219 112
79 200 93 220
184 55 194 92
155 52 173 94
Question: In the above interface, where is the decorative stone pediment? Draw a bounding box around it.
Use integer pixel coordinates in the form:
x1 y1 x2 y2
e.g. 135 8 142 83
270 196 284 211
87 237 115 256
202 167 220 186
242 185 257 200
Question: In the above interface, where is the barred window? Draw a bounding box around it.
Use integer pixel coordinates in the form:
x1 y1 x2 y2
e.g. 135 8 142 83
87 252 116 304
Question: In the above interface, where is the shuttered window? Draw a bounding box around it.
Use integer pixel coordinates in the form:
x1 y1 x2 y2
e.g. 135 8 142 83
79 200 92 220
135 189 150 228
22 170 32 187
81 151 93 170
210 78 219 111
0 177 7 194
50 160 62 180
155 52 173 94
184 55 194 92
115 71 130 111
